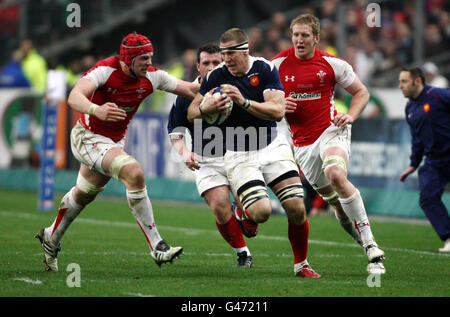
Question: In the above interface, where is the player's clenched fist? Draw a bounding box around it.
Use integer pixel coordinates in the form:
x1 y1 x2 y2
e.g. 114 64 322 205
94 102 127 121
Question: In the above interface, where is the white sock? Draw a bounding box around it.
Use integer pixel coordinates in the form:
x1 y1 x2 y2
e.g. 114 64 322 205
126 187 162 250
294 259 308 272
234 246 251 256
46 187 84 245
338 189 374 246
334 209 363 246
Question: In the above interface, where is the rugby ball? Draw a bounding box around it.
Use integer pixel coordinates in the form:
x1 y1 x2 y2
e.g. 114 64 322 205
203 87 233 125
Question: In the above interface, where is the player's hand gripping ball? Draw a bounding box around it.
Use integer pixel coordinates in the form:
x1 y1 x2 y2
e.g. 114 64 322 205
202 87 233 125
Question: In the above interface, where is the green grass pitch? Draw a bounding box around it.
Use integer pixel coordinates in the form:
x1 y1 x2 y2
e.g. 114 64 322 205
0 188 449 299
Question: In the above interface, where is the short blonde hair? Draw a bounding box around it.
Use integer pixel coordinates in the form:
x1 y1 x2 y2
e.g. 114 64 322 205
290 14 320 36
220 28 248 45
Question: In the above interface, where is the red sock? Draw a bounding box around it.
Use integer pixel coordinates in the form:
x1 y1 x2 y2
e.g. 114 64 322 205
51 207 68 236
216 214 247 248
288 219 309 264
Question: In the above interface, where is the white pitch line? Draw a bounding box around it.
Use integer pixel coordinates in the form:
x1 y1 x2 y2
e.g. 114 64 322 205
122 292 155 297
1 210 448 258
12 277 42 285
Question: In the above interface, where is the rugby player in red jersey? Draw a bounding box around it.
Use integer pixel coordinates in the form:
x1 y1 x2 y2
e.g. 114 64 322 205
35 33 199 271
272 14 386 274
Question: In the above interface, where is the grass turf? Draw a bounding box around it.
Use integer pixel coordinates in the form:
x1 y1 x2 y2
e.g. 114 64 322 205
0 189 449 299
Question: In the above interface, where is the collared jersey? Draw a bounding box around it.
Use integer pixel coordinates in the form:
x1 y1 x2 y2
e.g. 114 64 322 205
80 56 177 142
271 47 356 147
405 85 450 167
199 56 284 151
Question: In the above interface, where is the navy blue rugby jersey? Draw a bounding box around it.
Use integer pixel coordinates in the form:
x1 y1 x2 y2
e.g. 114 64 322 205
405 85 450 168
167 93 228 158
199 56 285 151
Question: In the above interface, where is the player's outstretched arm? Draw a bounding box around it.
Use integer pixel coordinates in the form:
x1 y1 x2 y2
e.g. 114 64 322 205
68 78 126 122
172 79 200 100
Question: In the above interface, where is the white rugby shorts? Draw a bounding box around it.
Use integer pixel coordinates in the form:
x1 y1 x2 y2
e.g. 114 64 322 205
194 156 229 196
293 124 351 190
70 121 125 175
224 135 299 192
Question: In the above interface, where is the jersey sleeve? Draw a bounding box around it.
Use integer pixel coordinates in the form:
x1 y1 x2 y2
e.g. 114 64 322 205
146 69 178 93
260 59 284 93
167 96 189 136
408 123 424 168
405 105 424 168
433 87 450 107
322 56 356 88
83 65 116 88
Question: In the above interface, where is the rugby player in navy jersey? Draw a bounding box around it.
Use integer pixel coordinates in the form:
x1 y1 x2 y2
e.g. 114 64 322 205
187 28 320 278
168 44 253 267
399 67 450 253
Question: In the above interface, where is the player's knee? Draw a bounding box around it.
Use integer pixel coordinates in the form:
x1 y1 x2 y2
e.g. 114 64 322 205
123 164 145 186
75 173 105 205
323 155 347 175
324 165 347 189
247 199 272 223
284 198 307 225
109 155 143 188
209 198 232 223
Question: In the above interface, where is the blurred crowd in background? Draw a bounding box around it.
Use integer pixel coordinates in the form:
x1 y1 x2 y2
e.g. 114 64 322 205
0 0 448 99
0 0 448 216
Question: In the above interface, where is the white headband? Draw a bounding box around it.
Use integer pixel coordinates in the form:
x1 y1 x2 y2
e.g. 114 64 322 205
220 41 249 52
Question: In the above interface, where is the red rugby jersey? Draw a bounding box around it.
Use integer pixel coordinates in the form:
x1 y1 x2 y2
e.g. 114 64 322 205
271 48 355 147
79 56 177 142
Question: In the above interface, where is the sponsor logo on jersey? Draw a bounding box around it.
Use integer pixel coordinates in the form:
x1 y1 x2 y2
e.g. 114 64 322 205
289 91 321 100
285 75 295 82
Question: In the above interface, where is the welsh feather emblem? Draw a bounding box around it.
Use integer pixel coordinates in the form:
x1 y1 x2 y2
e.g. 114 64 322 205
316 70 326 85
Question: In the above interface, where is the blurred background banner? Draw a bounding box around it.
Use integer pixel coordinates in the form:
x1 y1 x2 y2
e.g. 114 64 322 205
38 99 58 211
38 70 66 211
349 118 417 190
0 0 448 217
125 113 167 179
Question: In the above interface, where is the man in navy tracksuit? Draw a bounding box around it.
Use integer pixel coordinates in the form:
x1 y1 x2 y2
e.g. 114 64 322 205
398 67 450 252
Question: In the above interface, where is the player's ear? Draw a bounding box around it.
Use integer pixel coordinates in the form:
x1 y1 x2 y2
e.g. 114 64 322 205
314 34 320 45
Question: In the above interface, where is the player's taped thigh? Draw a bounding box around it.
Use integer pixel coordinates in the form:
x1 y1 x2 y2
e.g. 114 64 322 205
237 180 270 211
76 173 106 195
109 154 139 180
274 183 304 204
322 154 348 174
